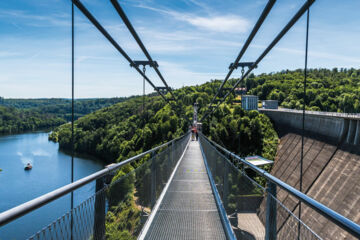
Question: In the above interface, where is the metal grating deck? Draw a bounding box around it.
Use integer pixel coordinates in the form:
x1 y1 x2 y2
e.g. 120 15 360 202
144 141 227 239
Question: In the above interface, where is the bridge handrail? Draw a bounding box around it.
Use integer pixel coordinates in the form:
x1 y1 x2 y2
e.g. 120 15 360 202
0 132 189 227
200 133 360 238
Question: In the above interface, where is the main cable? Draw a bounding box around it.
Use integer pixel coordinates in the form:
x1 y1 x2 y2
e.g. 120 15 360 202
72 0 168 102
201 0 315 122
72 0 193 126
110 0 176 101
209 0 276 106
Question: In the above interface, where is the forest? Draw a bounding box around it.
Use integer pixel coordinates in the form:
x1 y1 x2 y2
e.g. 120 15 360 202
49 81 278 164
244 68 360 112
0 106 66 134
0 97 128 134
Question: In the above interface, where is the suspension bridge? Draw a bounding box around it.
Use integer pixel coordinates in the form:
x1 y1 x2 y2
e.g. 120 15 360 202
0 0 360 239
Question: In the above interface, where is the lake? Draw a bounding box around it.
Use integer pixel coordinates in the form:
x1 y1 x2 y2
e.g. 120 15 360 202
0 132 104 239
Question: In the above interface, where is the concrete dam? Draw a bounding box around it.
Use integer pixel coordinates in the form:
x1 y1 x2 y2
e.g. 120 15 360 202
259 108 360 239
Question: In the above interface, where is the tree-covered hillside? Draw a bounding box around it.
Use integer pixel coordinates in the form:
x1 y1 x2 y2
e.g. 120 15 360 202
244 68 360 112
50 80 278 164
0 97 128 134
204 106 278 161
49 95 189 163
0 97 128 120
0 106 66 134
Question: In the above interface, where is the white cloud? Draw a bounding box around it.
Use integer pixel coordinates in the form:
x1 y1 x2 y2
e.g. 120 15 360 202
134 26 246 54
0 9 93 29
182 0 212 13
0 9 70 27
181 15 250 33
133 4 250 33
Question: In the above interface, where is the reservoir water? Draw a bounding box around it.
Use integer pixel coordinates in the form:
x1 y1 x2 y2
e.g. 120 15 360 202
0 132 104 239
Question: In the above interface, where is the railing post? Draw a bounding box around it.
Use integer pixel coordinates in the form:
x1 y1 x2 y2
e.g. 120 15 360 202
168 143 172 177
223 153 230 209
94 176 105 240
265 181 277 240
171 140 175 164
151 151 157 208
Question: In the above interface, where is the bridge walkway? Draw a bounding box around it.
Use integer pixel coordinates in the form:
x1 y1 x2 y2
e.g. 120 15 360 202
143 140 227 239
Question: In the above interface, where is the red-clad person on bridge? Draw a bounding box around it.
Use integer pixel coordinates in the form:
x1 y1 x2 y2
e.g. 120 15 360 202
191 126 198 141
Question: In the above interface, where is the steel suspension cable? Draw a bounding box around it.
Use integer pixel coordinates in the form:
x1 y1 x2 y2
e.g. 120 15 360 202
209 0 276 105
71 0 168 102
201 0 315 122
72 0 192 128
110 0 176 101
299 7 310 240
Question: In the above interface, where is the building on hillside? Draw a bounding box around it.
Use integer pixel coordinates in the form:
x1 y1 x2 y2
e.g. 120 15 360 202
242 95 258 110
262 100 278 109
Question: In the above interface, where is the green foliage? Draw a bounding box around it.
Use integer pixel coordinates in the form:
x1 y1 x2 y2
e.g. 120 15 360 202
0 97 128 119
203 105 278 160
0 106 66 134
0 97 128 134
50 94 189 164
108 165 135 207
243 68 360 113
105 195 140 240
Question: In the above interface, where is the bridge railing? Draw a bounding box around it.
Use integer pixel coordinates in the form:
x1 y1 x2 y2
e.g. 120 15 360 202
199 133 360 240
0 133 190 239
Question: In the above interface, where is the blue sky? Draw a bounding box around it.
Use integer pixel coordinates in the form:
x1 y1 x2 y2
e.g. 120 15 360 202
0 0 360 98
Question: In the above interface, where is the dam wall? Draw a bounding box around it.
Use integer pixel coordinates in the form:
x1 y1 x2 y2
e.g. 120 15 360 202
259 108 360 146
257 108 360 239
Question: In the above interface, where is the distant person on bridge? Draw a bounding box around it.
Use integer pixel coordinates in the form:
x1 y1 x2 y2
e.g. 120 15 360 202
191 126 197 141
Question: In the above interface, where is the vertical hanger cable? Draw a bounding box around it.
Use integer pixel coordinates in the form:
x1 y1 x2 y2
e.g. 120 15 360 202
299 6 310 239
71 2 75 240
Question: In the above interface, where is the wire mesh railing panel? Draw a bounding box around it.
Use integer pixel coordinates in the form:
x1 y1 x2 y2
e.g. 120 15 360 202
293 200 358 240
29 195 97 240
26 134 189 240
200 136 265 238
199 135 322 240
269 193 322 240
154 148 172 199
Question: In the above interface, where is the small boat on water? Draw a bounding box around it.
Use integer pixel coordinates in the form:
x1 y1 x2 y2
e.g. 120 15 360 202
24 163 32 170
